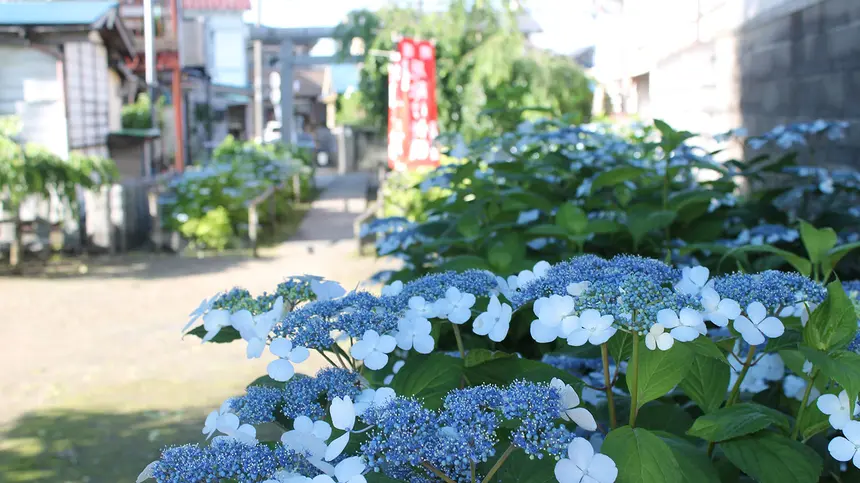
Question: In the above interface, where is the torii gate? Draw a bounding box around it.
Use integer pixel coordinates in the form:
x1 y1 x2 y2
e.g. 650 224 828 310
247 26 362 147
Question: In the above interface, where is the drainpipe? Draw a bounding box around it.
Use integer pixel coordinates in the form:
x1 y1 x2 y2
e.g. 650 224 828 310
170 0 185 172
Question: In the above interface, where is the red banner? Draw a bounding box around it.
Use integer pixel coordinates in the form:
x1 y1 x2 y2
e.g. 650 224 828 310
387 38 440 171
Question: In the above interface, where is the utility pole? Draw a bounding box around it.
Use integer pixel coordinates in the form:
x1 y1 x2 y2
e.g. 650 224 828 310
253 0 264 142
143 0 157 176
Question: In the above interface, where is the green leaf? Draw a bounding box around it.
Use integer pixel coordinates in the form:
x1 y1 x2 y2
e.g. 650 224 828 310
635 401 694 436
828 241 860 271
629 342 693 409
587 218 623 234
719 432 822 483
505 190 554 212
803 280 857 351
185 325 241 343
719 244 811 276
489 447 556 483
679 354 730 413
437 255 492 271
801 348 860 398
591 166 647 192
464 349 514 368
246 375 283 389
626 210 676 245
687 403 790 442
466 357 583 390
655 432 721 483
456 213 481 238
601 426 682 483
525 224 568 238
487 234 524 272
555 202 588 235
608 331 633 364
390 354 463 409
685 337 727 363
798 220 837 266
364 474 403 483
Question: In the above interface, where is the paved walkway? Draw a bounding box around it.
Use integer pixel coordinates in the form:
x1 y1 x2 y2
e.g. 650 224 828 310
0 172 396 425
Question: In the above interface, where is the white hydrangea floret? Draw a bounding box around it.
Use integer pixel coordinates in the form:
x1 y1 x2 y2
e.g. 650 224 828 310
818 390 860 430
554 437 618 483
551 378 598 431
700 287 741 327
434 287 477 324
531 294 576 343
733 302 785 346
656 308 706 342
473 295 512 342
267 338 310 382
350 330 397 370
564 309 616 346
395 316 435 354
281 416 331 460
325 396 357 461
828 420 860 470
645 323 674 351
675 266 714 296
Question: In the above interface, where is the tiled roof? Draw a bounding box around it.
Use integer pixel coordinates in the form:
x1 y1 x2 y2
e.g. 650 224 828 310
0 1 117 26
183 0 250 11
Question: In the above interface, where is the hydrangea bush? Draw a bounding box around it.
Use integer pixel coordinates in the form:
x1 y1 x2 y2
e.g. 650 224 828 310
160 137 315 250
367 119 860 283
139 249 860 482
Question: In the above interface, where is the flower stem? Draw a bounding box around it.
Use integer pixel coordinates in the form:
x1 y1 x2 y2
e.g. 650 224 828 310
481 444 515 483
452 323 466 360
316 349 342 369
726 345 757 406
601 343 618 429
791 370 818 440
629 332 641 428
422 462 456 483
470 459 477 483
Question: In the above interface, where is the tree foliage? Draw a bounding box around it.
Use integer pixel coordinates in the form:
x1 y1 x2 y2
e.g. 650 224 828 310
335 0 593 140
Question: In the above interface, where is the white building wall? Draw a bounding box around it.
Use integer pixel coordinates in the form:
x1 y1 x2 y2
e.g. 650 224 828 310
0 45 69 157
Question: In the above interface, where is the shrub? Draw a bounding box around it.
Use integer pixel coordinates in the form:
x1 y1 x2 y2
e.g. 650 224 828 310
369 119 860 283
160 137 314 251
140 253 860 483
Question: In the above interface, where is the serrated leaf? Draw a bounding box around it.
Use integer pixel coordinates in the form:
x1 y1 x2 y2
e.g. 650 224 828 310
464 349 514 368
803 280 857 351
602 426 682 483
801 348 860 398
629 342 693 409
655 432 721 483
719 431 822 483
437 255 492 271
685 337 727 363
687 403 790 442
390 354 463 410
679 354 730 413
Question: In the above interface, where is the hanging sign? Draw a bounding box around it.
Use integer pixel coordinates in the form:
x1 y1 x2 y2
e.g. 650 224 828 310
387 37 440 171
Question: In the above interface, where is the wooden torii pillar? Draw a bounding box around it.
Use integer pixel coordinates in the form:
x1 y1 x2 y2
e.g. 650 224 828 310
247 26 361 148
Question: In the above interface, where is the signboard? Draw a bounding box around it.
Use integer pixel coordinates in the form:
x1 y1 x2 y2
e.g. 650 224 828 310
387 38 440 171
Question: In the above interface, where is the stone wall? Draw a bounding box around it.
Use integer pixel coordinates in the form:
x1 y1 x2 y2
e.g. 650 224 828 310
737 0 860 167
639 0 859 167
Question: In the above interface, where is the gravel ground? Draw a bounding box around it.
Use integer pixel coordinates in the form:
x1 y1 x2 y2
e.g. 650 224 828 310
0 173 397 482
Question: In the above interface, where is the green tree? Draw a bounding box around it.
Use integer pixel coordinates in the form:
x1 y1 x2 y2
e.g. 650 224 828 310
335 0 592 141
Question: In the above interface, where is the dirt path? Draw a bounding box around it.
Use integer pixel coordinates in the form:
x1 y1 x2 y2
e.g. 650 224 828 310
0 172 396 482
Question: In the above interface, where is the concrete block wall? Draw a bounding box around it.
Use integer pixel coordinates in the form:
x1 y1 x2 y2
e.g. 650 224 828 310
737 0 860 167
636 0 860 167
